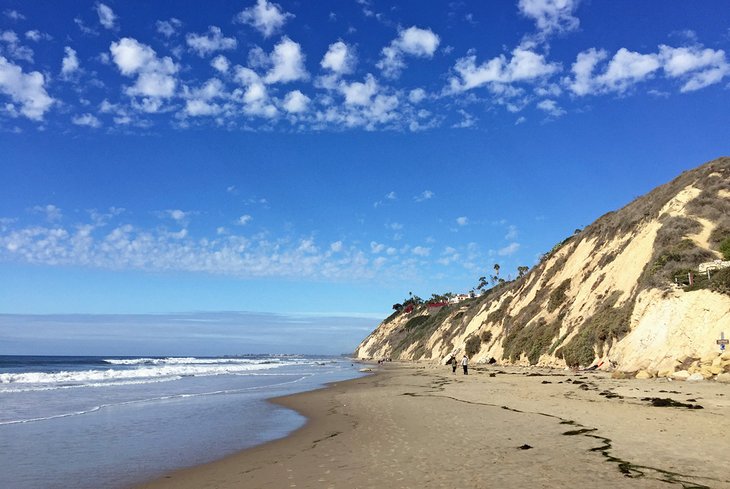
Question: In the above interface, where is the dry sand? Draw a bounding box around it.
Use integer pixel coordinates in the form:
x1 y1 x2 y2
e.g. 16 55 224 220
136 363 730 489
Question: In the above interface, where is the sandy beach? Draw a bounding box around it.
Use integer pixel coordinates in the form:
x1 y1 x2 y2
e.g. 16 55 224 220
136 363 730 489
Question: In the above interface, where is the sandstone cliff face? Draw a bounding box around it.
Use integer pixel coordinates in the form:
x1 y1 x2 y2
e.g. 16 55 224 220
355 157 730 378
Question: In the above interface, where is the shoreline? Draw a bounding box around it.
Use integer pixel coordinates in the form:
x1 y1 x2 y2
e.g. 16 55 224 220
133 366 378 489
135 363 730 489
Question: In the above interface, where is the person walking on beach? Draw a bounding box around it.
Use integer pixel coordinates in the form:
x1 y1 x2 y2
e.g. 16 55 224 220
461 354 469 375
450 355 457 374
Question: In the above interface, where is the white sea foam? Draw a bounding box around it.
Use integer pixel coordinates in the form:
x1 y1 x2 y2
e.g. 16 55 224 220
0 360 287 387
0 375 183 393
0 374 313 425
102 357 278 365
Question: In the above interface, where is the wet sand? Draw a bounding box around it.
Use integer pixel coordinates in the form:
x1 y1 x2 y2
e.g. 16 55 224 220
135 363 730 489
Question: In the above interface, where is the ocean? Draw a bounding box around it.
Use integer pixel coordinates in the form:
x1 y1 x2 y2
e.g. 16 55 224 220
0 355 365 489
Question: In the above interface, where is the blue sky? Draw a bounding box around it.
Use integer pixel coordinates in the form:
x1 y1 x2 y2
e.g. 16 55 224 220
0 1 729 354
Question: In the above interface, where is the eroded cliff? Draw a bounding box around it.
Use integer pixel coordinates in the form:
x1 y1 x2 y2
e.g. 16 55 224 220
356 157 730 378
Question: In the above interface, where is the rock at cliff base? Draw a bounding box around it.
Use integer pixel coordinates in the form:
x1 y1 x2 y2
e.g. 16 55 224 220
671 370 691 381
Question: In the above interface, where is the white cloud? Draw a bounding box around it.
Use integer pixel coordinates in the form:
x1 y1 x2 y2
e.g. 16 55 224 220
156 18 182 38
397 27 441 57
536 98 565 117
452 109 476 128
659 44 729 92
234 66 277 118
412 246 430 257
378 26 440 79
184 99 220 116
61 47 80 77
518 0 579 37
1 30 34 62
282 89 310 113
564 47 605 95
237 214 253 225
321 41 356 75
498 242 520 256
186 26 237 57
0 56 54 120
211 55 230 73
74 17 98 36
456 216 469 226
96 3 117 30
33 204 62 222
110 38 179 106
297 238 317 254
408 88 427 103
370 241 386 253
183 79 226 117
129 72 177 99
4 10 25 21
264 37 308 84
437 246 460 266
414 190 434 202
165 209 187 222
505 225 518 240
339 74 378 105
374 190 397 208
599 48 660 92
191 78 225 100
236 0 293 38
110 38 174 76
312 86 401 130
448 48 559 93
25 30 51 42
0 215 434 280
567 43 729 96
566 47 660 95
72 113 101 128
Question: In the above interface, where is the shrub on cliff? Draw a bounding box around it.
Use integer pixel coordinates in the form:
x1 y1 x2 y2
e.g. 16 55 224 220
465 335 481 357
644 237 715 288
548 279 571 312
556 291 632 367
719 237 730 260
709 268 730 295
502 318 561 365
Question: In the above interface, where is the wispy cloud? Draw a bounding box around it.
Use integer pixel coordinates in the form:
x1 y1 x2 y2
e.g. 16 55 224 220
95 3 117 30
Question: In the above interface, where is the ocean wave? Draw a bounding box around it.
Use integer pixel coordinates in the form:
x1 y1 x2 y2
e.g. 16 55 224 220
0 361 285 386
102 357 277 366
0 375 183 393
